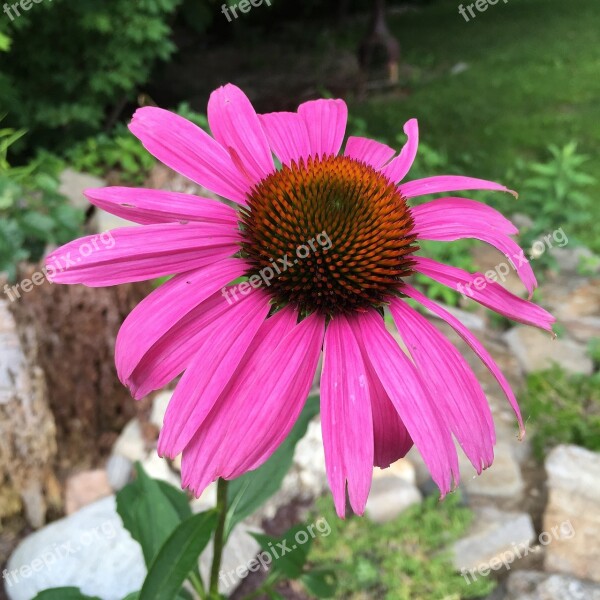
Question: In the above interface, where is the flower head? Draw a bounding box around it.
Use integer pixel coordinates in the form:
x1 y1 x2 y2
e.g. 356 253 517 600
47 84 555 517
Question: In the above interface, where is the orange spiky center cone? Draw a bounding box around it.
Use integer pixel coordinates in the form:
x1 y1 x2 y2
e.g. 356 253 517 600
240 155 418 316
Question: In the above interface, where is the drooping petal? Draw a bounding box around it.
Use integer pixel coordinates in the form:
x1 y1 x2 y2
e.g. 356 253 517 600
344 137 396 169
208 84 275 185
413 257 555 331
367 359 413 468
411 197 518 236
297 99 348 158
321 315 373 517
259 112 311 167
128 292 232 399
84 187 238 226
158 289 271 458
412 198 536 296
390 298 495 473
181 311 324 496
381 118 419 183
116 258 246 388
354 310 459 496
402 283 525 437
45 222 240 287
129 107 250 204
400 176 517 199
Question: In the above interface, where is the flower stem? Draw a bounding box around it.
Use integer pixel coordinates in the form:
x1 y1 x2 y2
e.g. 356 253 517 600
209 477 229 598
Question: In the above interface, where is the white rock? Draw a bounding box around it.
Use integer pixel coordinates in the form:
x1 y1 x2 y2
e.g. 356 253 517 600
140 453 181 488
106 454 133 491
503 327 593 375
58 169 105 211
365 477 422 523
150 390 172 428
91 211 138 235
434 303 486 332
451 507 535 572
459 442 524 500
112 419 146 462
5 496 145 600
506 570 600 600
544 444 600 582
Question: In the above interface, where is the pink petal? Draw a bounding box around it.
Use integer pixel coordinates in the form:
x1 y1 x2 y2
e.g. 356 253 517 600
181 311 324 496
297 99 348 157
354 310 459 496
259 112 311 167
116 258 246 388
84 187 238 226
129 107 250 204
402 283 525 437
45 222 240 287
411 197 518 235
321 316 374 517
381 118 419 183
365 356 413 469
127 291 233 399
390 298 495 474
158 290 272 458
412 198 536 296
413 257 555 331
344 137 396 169
208 84 275 185
400 176 517 199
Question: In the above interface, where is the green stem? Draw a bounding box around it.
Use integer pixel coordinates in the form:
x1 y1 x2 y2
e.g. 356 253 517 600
189 569 205 599
209 478 229 598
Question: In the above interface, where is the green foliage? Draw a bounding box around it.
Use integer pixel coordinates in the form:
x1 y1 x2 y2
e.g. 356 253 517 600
308 493 495 600
0 124 84 279
33 590 101 600
65 103 209 185
2 0 183 152
521 362 600 461
504 143 595 272
251 524 337 598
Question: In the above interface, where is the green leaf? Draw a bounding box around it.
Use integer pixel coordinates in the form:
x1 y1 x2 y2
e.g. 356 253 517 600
301 570 338 598
116 463 183 565
139 511 218 600
33 588 102 600
225 394 320 538
251 524 313 579
156 480 193 521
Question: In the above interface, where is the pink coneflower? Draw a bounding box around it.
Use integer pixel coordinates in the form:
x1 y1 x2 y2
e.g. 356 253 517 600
47 84 554 517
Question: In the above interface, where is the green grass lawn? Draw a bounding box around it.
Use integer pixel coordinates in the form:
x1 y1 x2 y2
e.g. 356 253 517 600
347 0 600 249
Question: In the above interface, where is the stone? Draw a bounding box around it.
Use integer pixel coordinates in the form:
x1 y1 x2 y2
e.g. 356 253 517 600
140 453 181 488
503 326 593 375
150 390 172 428
5 496 145 600
0 299 56 528
433 303 486 332
65 470 113 515
544 444 600 583
112 419 147 462
58 169 105 210
459 442 524 500
365 477 422 523
451 507 535 573
505 570 600 600
106 454 133 491
373 457 416 485
91 210 138 234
